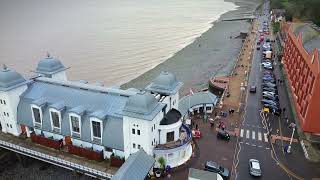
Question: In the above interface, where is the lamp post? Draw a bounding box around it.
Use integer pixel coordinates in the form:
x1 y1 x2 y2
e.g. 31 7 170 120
287 125 296 153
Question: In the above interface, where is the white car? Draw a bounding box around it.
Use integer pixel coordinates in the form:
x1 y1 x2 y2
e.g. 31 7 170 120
249 159 262 176
261 62 272 66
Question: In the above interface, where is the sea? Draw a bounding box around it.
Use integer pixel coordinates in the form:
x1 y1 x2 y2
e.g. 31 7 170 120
0 0 237 86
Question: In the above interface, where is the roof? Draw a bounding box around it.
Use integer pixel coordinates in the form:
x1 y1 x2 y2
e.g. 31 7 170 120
178 91 219 116
160 109 182 125
188 168 222 180
111 149 155 180
35 54 67 75
0 64 28 91
145 71 183 95
17 77 135 150
122 92 166 121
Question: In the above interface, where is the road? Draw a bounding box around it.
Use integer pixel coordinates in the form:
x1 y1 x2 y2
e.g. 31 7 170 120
233 1 292 179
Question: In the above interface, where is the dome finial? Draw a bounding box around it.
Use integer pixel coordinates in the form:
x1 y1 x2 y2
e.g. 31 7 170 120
46 52 51 58
2 64 8 71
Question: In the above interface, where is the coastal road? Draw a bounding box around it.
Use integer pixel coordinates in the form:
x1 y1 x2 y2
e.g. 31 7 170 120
234 1 292 179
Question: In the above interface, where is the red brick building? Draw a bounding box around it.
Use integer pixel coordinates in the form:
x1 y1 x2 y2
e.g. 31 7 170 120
282 23 320 134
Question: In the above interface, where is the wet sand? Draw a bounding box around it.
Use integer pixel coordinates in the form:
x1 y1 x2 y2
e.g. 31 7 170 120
0 0 262 179
122 0 262 96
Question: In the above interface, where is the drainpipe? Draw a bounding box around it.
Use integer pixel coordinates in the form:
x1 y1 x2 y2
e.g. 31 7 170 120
158 129 161 144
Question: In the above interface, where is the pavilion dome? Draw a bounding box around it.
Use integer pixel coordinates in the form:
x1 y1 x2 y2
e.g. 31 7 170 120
124 92 158 114
36 54 65 74
0 65 26 90
150 71 178 91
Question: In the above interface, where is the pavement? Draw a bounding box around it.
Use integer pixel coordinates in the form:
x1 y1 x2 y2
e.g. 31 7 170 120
233 1 320 180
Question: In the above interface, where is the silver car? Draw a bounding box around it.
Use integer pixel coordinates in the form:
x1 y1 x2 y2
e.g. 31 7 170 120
249 159 262 176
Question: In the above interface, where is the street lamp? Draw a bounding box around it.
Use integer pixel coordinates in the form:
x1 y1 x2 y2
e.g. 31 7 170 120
287 124 296 153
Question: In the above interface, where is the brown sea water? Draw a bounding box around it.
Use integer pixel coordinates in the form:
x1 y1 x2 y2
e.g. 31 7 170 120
0 0 236 86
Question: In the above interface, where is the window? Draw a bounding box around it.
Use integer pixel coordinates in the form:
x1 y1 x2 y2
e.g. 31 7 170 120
154 124 155 129
70 116 80 133
151 127 153 132
92 121 101 138
32 107 41 124
50 111 60 128
167 131 174 142
3 100 5 105
3 112 5 116
133 143 136 148
137 130 140 135
132 128 135 134
138 144 141 149
206 107 212 111
152 141 153 146
10 124 12 128
0 100 2 104
6 113 9 117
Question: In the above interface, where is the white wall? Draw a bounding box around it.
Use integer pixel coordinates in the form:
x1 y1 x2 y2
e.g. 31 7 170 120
159 120 182 144
123 111 164 159
50 71 67 81
162 92 179 113
0 85 27 136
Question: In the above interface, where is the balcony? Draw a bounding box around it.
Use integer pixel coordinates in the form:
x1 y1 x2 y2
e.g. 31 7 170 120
154 124 192 154
30 133 63 150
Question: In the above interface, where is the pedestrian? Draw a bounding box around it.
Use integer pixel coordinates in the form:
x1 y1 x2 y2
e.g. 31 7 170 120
196 124 198 130
285 117 289 124
276 129 279 136
283 108 286 113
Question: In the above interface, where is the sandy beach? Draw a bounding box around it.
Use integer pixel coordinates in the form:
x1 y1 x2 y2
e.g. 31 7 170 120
122 0 262 96
0 0 262 179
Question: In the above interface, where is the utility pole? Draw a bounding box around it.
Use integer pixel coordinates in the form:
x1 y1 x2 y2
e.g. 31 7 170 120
287 125 296 153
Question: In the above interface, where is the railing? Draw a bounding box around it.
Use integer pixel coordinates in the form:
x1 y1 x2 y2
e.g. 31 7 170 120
0 139 112 179
153 124 192 154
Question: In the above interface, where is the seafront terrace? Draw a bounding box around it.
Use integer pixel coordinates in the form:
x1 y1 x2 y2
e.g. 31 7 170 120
0 132 117 179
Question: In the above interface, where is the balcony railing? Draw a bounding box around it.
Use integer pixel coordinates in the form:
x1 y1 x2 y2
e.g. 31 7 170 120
154 124 192 154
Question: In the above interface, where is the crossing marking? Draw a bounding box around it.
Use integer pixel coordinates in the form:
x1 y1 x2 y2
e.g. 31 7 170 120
264 133 269 142
252 131 256 140
240 129 244 137
258 132 262 141
246 130 250 139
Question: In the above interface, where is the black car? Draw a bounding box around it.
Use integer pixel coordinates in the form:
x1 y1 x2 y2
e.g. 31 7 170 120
262 95 278 101
217 129 230 141
204 161 230 178
250 86 257 93
261 99 279 106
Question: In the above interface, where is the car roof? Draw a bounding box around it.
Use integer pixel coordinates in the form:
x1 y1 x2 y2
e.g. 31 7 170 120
251 161 260 170
206 161 218 168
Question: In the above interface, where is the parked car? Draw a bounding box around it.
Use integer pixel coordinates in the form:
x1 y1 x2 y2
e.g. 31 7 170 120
204 161 230 178
217 129 230 141
257 46 260 50
249 86 257 93
262 82 276 88
262 95 278 101
262 91 277 96
262 87 277 94
249 159 262 177
261 99 279 106
263 65 273 70
261 62 272 66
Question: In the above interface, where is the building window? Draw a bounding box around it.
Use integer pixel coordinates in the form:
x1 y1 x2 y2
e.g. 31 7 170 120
10 124 12 128
132 128 135 134
137 130 140 135
151 127 153 132
0 100 2 104
6 113 9 117
154 124 155 129
206 107 212 111
166 131 174 142
133 143 136 148
3 100 5 105
3 112 5 116
138 144 141 149
50 111 60 128
32 107 42 124
92 121 102 139
70 115 81 138
152 141 153 146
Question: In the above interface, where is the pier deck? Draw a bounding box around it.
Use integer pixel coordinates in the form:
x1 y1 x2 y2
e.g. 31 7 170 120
0 132 117 179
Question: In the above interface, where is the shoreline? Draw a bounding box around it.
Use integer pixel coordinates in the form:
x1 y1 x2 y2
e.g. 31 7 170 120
0 0 263 179
121 0 262 96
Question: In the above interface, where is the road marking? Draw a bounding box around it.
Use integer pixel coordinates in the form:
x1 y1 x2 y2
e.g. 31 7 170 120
246 130 250 139
264 133 269 142
258 145 262 148
266 147 270 150
252 131 256 140
251 144 256 147
258 132 262 141
245 142 250 145
240 129 244 137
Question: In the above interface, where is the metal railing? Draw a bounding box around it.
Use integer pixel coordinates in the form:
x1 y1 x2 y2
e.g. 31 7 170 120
0 139 112 179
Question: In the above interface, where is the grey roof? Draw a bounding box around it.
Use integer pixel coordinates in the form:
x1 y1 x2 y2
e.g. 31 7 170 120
122 92 166 121
179 91 219 116
0 65 28 91
303 36 320 55
49 101 65 111
188 168 220 180
35 55 67 75
145 71 183 95
160 109 181 125
111 149 155 180
17 77 136 150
